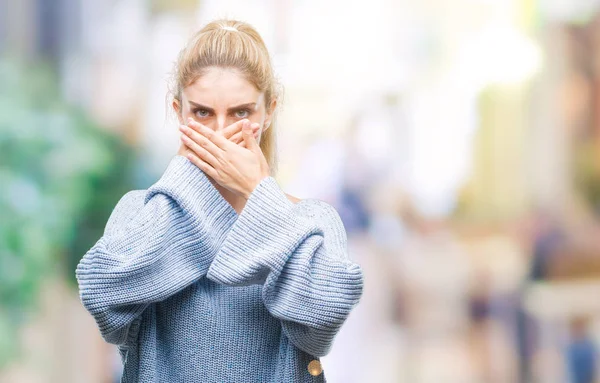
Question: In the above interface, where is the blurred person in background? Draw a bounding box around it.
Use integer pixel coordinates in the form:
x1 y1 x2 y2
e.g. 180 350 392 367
75 19 364 382
567 317 597 383
516 209 564 382
383 195 474 381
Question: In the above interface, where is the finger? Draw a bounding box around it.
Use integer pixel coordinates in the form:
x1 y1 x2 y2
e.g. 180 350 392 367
186 151 219 179
186 119 211 135
221 119 249 140
252 123 260 139
180 134 220 168
187 118 230 142
242 123 260 152
179 124 222 158
230 124 259 145
187 117 231 150
230 131 243 145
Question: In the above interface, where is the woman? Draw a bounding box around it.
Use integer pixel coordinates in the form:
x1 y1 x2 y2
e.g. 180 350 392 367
76 19 364 383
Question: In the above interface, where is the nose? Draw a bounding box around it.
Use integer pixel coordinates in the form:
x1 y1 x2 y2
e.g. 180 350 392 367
202 115 227 131
215 114 226 131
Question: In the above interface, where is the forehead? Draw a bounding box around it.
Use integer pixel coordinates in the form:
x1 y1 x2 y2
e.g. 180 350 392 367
183 67 263 105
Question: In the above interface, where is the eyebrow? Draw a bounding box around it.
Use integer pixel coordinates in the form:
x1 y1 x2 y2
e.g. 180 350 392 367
188 101 257 113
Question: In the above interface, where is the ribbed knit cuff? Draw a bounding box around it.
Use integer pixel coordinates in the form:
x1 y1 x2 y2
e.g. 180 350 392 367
236 176 297 266
207 176 310 286
146 155 234 219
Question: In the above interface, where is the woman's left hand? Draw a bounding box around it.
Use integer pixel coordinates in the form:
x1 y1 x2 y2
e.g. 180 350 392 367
179 118 270 199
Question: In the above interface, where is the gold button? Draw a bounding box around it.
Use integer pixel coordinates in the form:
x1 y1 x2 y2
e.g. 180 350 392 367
307 359 323 376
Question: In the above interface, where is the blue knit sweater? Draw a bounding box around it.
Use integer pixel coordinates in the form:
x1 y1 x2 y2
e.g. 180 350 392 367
76 155 364 382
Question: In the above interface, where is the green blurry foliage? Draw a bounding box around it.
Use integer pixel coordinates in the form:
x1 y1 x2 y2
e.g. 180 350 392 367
0 59 133 367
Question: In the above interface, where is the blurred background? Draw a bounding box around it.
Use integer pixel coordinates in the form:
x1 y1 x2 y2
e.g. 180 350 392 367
3 0 600 382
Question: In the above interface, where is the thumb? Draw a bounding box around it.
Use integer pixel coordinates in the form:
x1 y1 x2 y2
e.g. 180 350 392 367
242 122 260 152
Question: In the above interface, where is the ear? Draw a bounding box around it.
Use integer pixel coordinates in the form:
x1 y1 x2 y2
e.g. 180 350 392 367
172 99 184 125
263 99 277 132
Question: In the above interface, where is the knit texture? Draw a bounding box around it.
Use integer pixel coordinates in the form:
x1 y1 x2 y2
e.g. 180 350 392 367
75 155 364 383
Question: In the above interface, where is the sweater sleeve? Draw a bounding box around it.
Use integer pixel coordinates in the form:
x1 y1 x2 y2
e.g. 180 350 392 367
206 176 364 357
76 155 233 346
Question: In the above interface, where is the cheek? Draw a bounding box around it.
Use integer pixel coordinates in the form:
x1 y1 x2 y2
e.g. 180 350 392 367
249 111 267 126
176 105 190 121
256 126 266 144
181 106 194 119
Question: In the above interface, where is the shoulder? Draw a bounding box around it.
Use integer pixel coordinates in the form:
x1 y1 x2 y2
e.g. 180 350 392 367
105 190 147 234
295 198 348 244
113 190 147 213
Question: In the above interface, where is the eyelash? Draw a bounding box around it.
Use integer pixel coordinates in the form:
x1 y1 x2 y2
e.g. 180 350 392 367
193 108 252 119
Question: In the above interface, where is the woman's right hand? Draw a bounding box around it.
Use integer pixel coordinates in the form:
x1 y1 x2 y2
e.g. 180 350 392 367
178 119 258 157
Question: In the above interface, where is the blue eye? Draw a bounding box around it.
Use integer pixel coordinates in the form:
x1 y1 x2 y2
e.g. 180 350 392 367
195 109 210 118
235 109 250 118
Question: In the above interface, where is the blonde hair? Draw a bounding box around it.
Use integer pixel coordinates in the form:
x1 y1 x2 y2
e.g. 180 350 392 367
171 19 280 174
